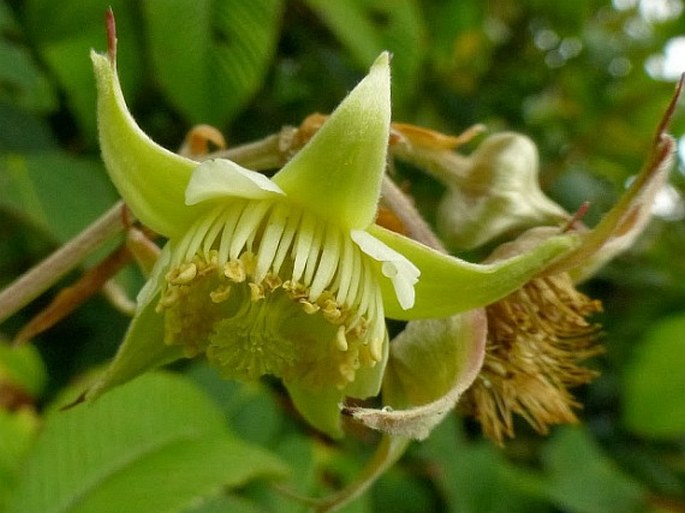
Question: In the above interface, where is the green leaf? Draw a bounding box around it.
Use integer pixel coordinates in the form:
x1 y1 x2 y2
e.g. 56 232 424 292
0 341 46 397
0 152 118 243
418 415 547 513
623 313 685 438
0 102 57 153
0 2 57 113
302 0 425 110
181 494 265 513
0 409 40 512
8 372 288 513
23 0 144 144
141 0 283 127
540 426 645 513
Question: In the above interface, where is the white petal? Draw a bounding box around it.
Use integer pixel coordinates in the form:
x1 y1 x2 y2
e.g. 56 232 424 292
351 230 420 310
185 158 284 205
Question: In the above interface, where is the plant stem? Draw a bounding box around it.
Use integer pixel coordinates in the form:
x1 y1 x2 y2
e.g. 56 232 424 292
0 202 128 325
381 176 446 252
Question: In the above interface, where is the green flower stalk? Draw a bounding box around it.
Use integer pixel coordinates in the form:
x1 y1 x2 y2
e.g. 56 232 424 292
83 13 579 438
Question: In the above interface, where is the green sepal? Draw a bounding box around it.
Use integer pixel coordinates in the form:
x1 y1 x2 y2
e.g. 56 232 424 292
285 382 344 439
369 224 580 320
91 50 202 239
84 295 185 402
272 53 391 230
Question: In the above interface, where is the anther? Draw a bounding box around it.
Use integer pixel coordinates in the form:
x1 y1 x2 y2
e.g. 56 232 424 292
224 260 246 282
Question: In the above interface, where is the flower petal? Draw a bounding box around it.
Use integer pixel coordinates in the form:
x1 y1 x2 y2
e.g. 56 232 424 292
351 230 419 310
344 310 486 440
368 224 580 320
92 50 199 238
272 53 391 230
185 158 285 205
344 331 389 399
284 382 344 439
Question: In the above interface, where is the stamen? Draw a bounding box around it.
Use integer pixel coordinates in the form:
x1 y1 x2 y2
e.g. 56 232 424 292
335 235 355 305
255 202 288 282
218 202 246 264
224 259 246 282
309 225 341 301
230 201 271 260
167 262 197 285
202 208 230 259
336 325 348 351
303 217 324 286
272 208 301 275
210 284 231 303
292 214 316 282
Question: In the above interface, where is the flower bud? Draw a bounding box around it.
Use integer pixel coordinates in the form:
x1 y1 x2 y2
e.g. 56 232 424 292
436 132 569 250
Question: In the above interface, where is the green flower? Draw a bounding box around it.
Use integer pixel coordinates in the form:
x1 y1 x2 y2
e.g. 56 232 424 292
84 27 578 437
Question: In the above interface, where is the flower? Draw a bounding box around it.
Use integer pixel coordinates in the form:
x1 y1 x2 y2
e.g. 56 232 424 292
405 83 677 442
83 14 580 438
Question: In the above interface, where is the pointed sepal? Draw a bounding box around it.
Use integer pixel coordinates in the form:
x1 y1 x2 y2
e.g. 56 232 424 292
368 224 580 320
92 48 199 238
83 293 185 402
273 53 391 230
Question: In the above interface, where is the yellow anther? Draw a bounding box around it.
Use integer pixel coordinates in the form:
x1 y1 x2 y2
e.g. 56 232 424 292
156 286 180 311
224 260 246 282
210 285 232 303
300 300 320 314
322 299 342 322
249 282 265 302
166 262 197 285
335 325 348 351
240 252 257 276
263 273 283 291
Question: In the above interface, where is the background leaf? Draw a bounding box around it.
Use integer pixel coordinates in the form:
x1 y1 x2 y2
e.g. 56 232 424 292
23 0 144 146
0 153 117 243
0 409 39 512
540 427 646 513
622 313 685 438
142 0 284 128
302 0 425 113
0 1 56 114
0 341 46 397
7 372 287 513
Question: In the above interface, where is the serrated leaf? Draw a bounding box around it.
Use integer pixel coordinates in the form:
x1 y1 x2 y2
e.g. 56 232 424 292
623 313 685 438
142 0 283 127
8 372 288 513
23 0 144 144
302 0 424 110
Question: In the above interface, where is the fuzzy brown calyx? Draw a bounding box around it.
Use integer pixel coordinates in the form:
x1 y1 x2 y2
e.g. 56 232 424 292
462 272 603 443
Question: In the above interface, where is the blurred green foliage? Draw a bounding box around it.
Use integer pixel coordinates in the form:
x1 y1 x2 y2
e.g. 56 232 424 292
1 0 684 511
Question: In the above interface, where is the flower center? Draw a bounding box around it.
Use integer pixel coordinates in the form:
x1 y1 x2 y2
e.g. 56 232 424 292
156 199 385 390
